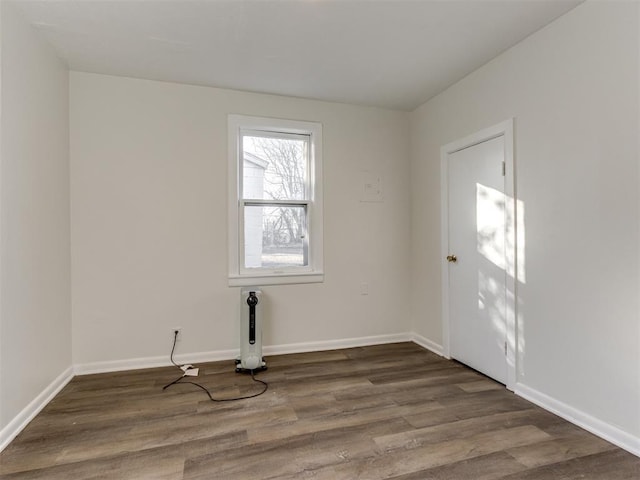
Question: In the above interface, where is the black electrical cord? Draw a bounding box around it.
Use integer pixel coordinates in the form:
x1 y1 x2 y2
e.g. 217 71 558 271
169 330 181 369
162 330 268 402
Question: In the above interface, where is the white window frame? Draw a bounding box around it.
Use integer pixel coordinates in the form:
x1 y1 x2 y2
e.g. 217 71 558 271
228 114 324 286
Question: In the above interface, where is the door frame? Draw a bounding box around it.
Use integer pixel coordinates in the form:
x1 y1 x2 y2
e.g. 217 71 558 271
440 119 517 391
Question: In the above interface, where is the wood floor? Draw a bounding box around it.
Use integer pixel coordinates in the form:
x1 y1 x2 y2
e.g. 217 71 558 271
1 343 638 479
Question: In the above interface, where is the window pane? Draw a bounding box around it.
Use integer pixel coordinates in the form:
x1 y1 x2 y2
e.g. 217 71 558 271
244 205 308 269
242 134 307 201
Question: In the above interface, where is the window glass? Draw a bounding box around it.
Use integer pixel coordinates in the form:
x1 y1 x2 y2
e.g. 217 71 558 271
242 134 308 201
243 205 307 269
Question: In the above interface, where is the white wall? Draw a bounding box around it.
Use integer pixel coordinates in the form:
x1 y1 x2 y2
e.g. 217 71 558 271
410 0 639 440
0 3 71 431
70 72 411 366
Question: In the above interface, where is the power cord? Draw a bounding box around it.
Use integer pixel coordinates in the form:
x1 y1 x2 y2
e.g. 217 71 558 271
162 330 268 402
169 329 181 369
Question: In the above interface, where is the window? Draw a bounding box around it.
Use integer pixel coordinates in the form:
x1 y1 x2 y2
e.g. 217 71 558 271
228 115 323 286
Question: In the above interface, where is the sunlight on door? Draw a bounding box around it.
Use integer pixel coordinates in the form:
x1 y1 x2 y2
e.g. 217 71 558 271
476 182 526 379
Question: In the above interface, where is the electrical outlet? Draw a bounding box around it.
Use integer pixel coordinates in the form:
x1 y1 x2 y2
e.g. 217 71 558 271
171 327 182 341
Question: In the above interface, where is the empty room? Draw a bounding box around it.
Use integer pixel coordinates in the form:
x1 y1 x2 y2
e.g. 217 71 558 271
0 0 639 478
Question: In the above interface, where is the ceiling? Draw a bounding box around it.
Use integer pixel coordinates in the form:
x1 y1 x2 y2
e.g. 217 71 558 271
10 0 582 111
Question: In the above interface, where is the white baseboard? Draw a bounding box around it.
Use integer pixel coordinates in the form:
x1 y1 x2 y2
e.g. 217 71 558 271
263 332 412 356
515 382 640 457
410 333 444 356
73 349 240 375
0 366 74 452
74 333 414 374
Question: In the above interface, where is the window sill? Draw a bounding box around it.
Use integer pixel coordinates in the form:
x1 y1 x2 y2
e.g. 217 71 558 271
228 272 324 287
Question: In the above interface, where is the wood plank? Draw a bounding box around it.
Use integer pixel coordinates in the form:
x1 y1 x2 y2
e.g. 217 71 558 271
498 449 640 480
308 425 552 480
386 451 528 480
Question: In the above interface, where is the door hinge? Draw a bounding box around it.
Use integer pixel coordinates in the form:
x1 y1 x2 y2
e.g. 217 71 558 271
501 161 506 176
504 341 508 355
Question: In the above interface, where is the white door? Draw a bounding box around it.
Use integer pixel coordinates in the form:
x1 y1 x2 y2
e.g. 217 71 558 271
447 135 508 384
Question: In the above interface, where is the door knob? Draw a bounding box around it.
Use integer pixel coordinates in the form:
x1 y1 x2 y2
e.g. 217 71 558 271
446 255 457 263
